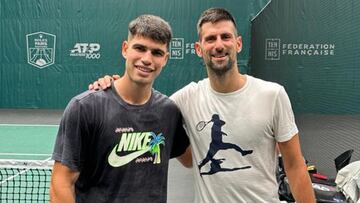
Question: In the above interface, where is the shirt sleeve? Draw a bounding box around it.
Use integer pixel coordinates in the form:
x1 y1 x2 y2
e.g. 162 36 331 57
273 86 299 142
52 98 89 171
170 112 190 158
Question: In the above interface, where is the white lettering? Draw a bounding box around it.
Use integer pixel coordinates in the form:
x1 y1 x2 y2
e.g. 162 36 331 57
88 43 100 53
85 53 101 59
118 133 132 151
118 132 151 152
280 43 335 56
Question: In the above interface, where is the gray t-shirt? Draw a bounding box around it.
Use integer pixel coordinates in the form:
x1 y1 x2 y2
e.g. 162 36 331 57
52 85 189 203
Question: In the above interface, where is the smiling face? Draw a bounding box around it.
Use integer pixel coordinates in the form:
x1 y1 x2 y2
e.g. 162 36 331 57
122 35 169 86
195 20 242 76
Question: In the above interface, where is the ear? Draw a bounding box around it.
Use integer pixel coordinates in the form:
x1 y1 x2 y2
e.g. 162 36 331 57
195 41 203 57
236 36 242 53
121 41 129 59
162 51 170 68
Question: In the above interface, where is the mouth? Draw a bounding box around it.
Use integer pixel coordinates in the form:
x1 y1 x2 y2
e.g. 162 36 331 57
135 65 153 73
211 52 228 60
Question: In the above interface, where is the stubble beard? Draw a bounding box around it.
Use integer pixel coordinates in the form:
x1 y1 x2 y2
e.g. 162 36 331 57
205 57 234 77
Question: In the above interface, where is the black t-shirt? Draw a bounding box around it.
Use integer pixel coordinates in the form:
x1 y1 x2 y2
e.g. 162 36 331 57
52 86 189 203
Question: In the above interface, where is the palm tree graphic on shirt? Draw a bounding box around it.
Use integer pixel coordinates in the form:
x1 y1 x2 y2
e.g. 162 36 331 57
149 132 165 164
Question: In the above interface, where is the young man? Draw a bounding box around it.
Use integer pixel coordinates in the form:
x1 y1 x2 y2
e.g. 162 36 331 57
90 8 315 203
50 15 191 203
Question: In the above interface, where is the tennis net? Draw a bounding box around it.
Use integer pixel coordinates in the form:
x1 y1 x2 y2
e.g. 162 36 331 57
0 159 53 203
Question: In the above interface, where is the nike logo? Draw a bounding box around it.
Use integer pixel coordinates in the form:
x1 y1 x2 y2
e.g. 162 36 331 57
108 144 151 167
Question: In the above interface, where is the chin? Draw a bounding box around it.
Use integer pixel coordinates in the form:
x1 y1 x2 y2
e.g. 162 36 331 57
209 65 233 76
135 78 154 86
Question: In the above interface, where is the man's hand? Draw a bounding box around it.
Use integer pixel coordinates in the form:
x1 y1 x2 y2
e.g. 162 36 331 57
88 74 120 90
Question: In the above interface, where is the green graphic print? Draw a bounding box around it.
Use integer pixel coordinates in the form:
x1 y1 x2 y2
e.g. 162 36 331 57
108 131 165 167
149 132 165 164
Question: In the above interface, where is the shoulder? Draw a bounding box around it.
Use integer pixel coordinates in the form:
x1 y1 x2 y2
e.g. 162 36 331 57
66 89 111 110
170 78 209 102
152 89 181 112
180 78 209 93
247 75 284 95
72 90 98 102
248 75 282 89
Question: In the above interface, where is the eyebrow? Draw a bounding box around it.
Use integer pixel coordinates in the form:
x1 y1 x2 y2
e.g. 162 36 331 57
204 35 216 41
132 43 166 55
132 43 146 49
203 31 234 40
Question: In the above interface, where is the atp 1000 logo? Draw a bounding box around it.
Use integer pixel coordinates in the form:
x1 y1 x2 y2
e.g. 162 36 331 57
70 43 101 59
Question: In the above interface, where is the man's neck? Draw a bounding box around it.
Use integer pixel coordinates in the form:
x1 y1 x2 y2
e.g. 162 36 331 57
114 77 152 105
207 67 246 93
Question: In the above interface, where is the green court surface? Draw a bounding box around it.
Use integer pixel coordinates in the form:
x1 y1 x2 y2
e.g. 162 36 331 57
0 124 58 202
0 124 58 160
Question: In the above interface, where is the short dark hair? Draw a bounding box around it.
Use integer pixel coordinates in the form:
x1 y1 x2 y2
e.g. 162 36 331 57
128 14 172 49
197 8 237 38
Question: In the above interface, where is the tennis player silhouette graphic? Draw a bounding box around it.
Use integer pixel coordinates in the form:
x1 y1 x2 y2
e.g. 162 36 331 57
197 114 253 176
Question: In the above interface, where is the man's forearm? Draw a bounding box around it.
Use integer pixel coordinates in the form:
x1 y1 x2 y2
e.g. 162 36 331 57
50 162 79 203
176 146 193 168
278 135 316 203
286 164 315 203
50 184 76 203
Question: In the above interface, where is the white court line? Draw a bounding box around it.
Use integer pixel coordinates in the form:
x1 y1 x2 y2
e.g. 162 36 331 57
0 124 59 127
0 153 52 156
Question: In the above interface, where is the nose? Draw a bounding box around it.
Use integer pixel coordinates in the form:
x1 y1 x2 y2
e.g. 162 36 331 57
141 51 152 66
214 37 224 52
